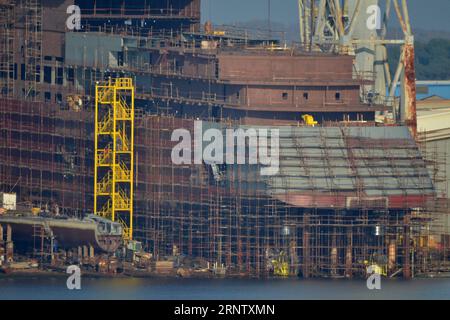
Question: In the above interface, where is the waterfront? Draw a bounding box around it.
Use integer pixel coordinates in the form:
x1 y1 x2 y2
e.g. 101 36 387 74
0 276 449 300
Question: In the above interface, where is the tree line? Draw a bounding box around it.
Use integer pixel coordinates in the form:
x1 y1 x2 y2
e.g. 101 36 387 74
389 38 450 80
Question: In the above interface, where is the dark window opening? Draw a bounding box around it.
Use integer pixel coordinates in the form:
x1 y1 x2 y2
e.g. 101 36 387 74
55 93 62 104
44 66 52 84
282 92 288 100
303 92 309 100
117 52 124 67
44 92 51 102
20 64 25 81
44 56 52 61
8 65 12 79
56 67 63 85
335 92 341 100
67 67 74 83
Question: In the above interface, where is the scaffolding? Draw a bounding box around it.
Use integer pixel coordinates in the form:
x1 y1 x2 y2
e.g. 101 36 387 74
128 115 448 278
94 78 135 241
0 99 92 214
23 0 42 101
1 96 449 278
0 1 15 98
417 130 450 273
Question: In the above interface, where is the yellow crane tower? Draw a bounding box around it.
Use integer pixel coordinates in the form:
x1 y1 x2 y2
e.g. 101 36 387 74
94 78 135 241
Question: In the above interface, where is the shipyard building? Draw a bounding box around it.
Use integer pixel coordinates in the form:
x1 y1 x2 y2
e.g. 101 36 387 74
0 0 448 277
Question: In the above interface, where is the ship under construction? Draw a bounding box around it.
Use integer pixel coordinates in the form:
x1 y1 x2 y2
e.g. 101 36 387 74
0 0 449 278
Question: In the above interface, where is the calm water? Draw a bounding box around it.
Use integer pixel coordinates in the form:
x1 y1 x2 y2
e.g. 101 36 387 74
0 276 449 300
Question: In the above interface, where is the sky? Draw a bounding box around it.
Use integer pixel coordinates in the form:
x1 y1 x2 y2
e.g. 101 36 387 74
201 0 450 32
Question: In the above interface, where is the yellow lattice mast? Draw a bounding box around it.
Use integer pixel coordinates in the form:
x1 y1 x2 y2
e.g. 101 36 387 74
94 78 134 240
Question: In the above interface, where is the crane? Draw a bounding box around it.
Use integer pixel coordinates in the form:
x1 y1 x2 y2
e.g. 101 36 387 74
297 0 417 136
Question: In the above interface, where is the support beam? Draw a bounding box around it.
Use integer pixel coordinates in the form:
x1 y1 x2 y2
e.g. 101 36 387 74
345 227 353 278
302 214 310 278
401 38 417 137
6 224 13 262
403 215 411 279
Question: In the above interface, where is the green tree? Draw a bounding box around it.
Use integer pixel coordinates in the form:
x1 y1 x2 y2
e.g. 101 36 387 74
388 39 450 80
